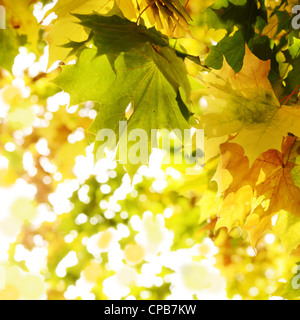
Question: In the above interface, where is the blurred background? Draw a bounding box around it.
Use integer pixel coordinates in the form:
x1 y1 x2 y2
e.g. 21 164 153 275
0 0 299 300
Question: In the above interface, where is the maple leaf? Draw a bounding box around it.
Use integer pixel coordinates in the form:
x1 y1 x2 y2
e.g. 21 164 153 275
243 205 273 248
249 135 300 218
215 184 253 230
43 0 114 67
53 49 116 106
274 210 300 253
74 13 169 58
205 30 245 73
52 13 193 177
212 142 249 197
214 136 300 245
54 43 191 177
202 45 300 165
204 135 228 162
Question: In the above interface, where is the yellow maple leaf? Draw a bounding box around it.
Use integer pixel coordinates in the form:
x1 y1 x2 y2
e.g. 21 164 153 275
212 142 249 197
202 45 300 165
214 136 300 246
273 210 300 253
215 185 253 231
244 205 273 249
204 135 228 162
212 142 254 231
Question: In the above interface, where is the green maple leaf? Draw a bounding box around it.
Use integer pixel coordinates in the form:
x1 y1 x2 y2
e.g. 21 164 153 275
205 0 268 73
53 13 193 177
53 41 191 177
205 30 245 73
61 31 94 60
206 0 267 42
73 13 169 58
73 13 201 68
53 49 116 106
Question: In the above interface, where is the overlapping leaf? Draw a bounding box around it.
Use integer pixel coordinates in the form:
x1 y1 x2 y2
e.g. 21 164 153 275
43 0 114 67
205 30 245 73
214 136 300 249
73 13 169 57
202 45 300 165
53 14 192 176
249 137 300 218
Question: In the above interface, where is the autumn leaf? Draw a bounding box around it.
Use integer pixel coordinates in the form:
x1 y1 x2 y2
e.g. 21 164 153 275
202 45 300 165
214 135 300 246
249 135 300 218
212 142 249 197
244 205 273 248
3 0 300 301
215 185 253 230
274 210 300 253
